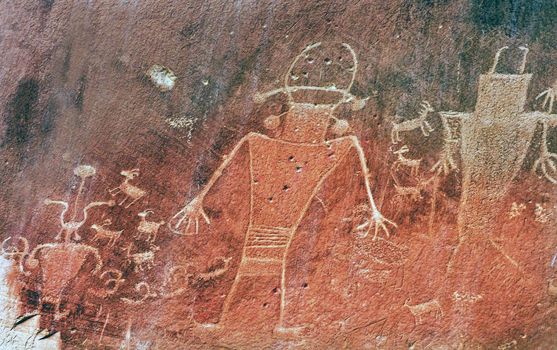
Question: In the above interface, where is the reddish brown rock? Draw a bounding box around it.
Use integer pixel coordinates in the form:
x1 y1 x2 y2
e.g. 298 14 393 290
1 1 557 349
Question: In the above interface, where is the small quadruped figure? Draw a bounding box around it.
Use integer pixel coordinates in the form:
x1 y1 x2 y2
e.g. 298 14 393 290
169 42 396 335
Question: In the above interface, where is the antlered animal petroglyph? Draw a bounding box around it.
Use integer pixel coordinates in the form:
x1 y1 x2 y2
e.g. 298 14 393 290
391 101 434 144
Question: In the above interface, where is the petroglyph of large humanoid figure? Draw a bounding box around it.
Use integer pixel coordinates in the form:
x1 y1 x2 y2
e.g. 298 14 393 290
391 46 557 270
169 42 396 333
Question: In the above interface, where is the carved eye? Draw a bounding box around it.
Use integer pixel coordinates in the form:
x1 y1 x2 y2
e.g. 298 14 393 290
324 58 332 65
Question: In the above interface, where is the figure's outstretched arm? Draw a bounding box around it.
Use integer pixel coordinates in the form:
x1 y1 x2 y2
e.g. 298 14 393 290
169 132 256 235
349 136 397 240
526 112 557 184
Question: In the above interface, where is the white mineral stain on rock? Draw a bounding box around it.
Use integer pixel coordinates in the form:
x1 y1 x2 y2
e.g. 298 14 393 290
147 64 176 91
0 257 61 349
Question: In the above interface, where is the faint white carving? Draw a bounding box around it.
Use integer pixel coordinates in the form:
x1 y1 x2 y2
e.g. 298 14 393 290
160 264 193 298
198 256 232 281
1 237 30 274
536 79 557 114
391 101 434 144
135 210 165 243
123 243 159 272
392 145 421 177
165 115 199 143
89 268 126 298
91 219 123 247
534 203 552 223
532 120 557 184
160 256 231 299
430 138 459 176
497 339 518 350
548 278 557 297
109 169 147 208
99 268 126 295
121 282 158 304
403 298 443 325
452 291 483 303
508 202 526 219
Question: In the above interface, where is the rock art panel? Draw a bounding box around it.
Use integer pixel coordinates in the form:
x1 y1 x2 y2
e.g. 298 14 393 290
1 1 557 349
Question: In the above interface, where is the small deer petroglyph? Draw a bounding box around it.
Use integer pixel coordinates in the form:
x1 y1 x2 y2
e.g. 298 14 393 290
404 298 443 325
91 219 123 247
391 101 434 144
392 145 422 177
109 169 146 208
135 210 165 243
123 243 159 272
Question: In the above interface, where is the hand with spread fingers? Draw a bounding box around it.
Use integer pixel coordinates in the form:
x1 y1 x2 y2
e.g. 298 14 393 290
168 196 210 235
351 204 397 241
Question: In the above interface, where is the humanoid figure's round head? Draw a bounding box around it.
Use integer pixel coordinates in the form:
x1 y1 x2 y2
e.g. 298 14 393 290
257 42 365 143
284 42 358 107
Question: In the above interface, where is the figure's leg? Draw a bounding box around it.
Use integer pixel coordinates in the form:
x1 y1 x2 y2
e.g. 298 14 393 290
274 260 305 336
219 272 242 325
